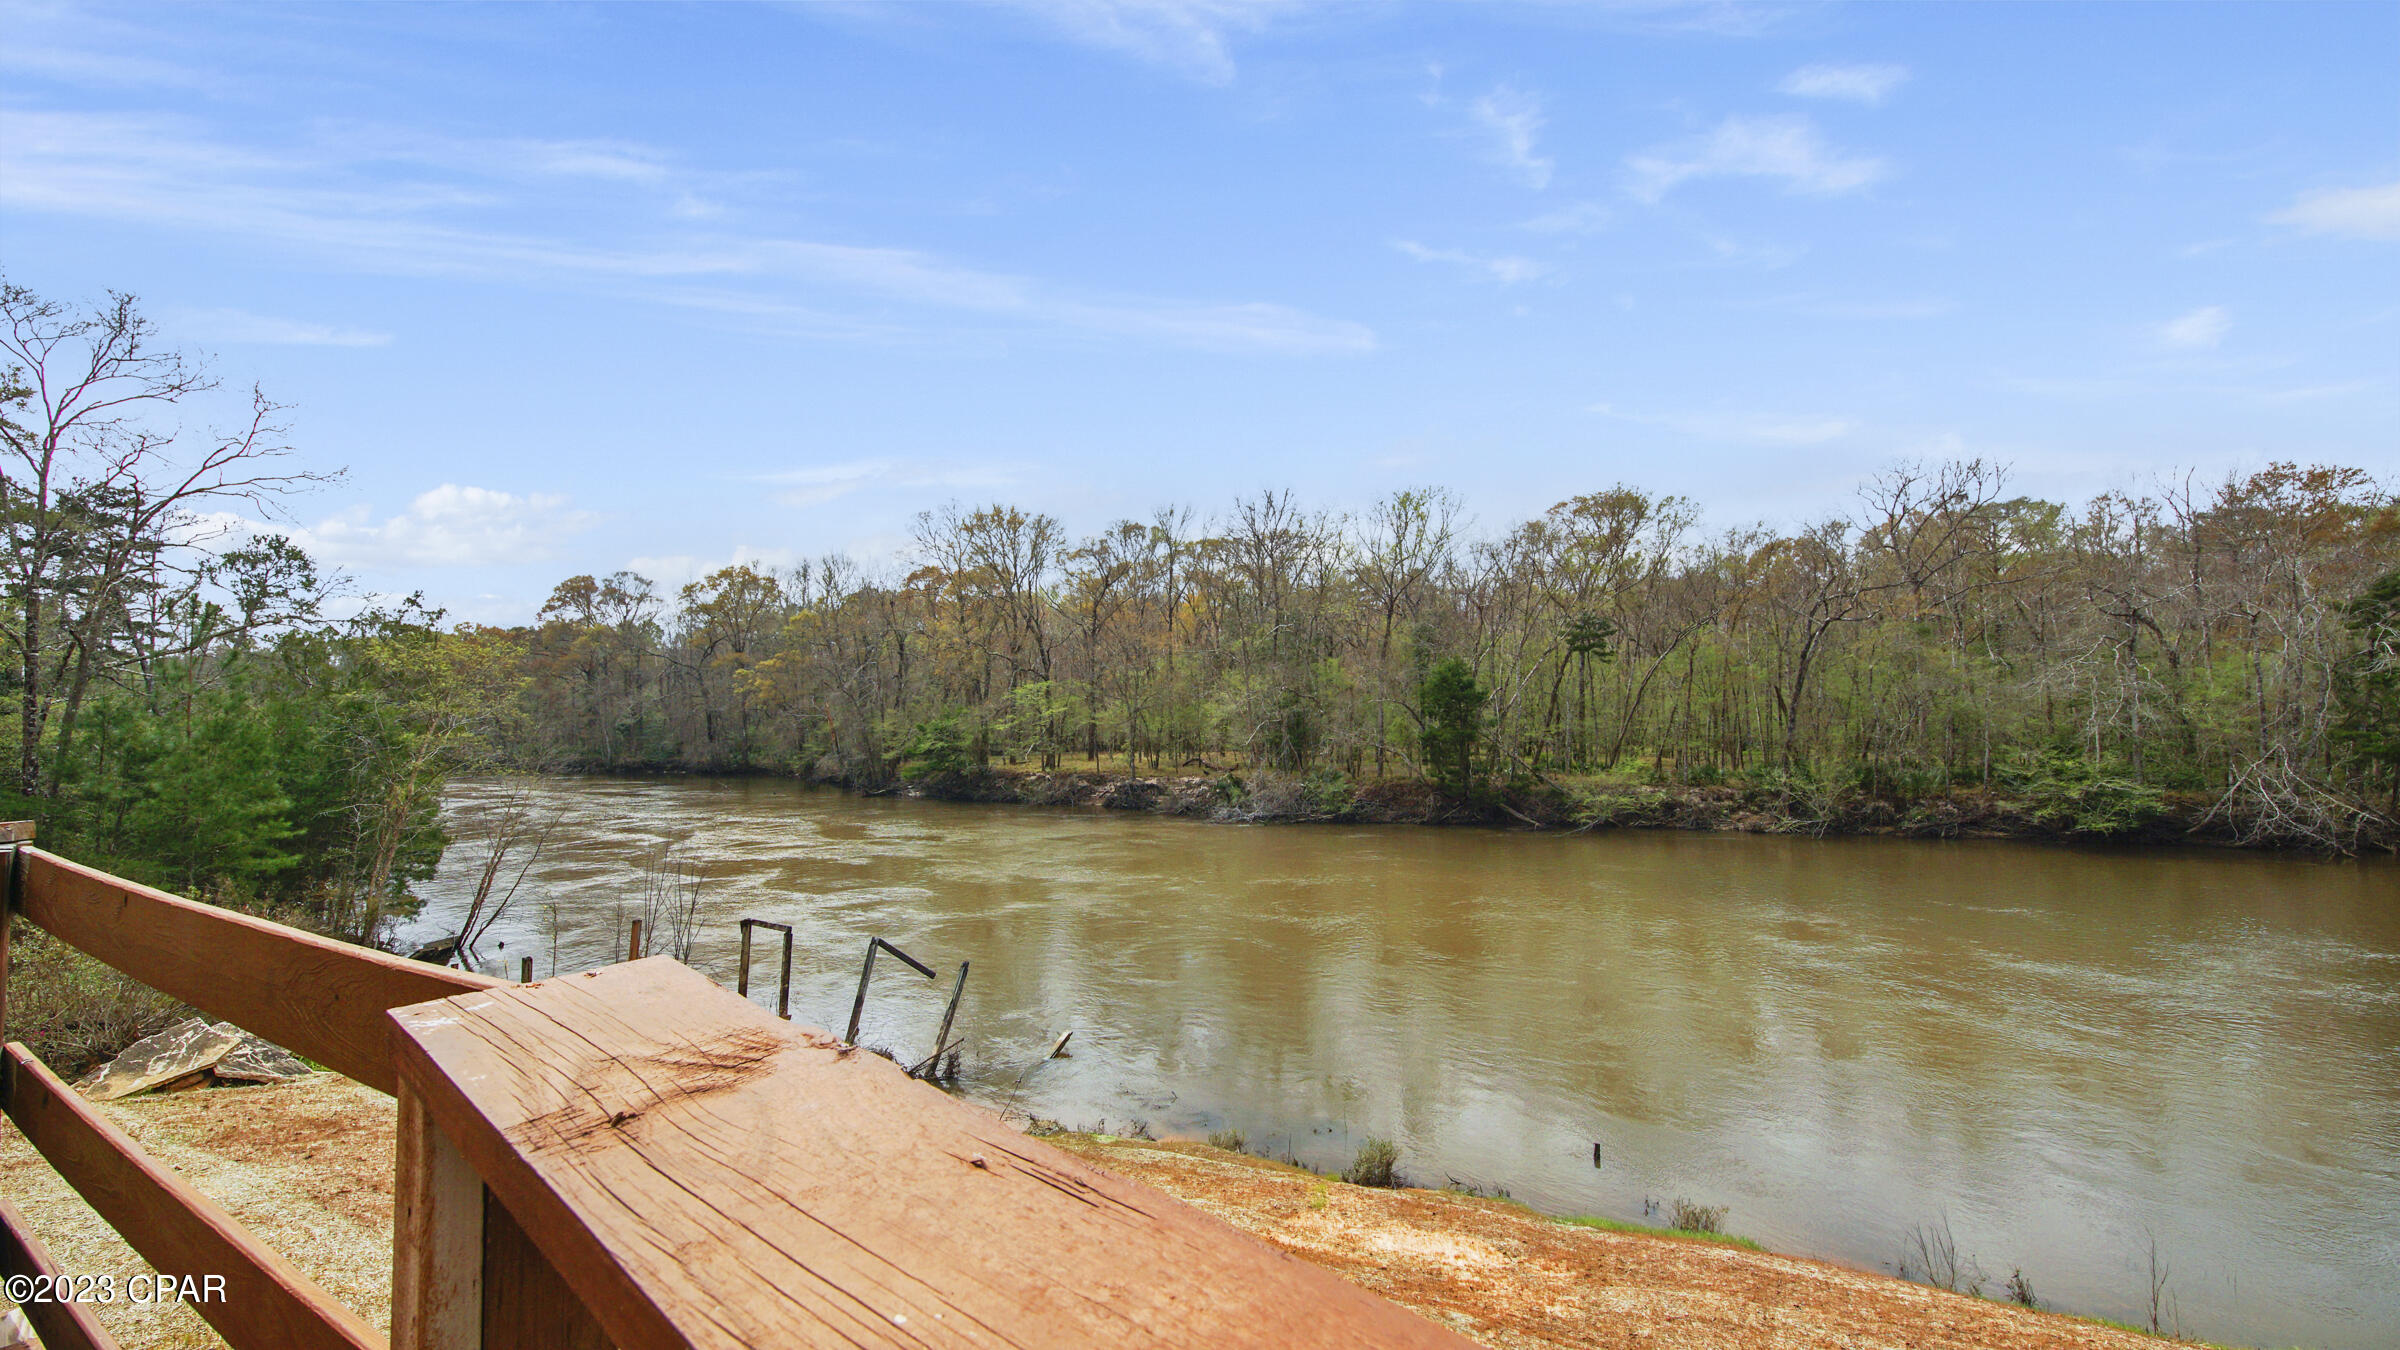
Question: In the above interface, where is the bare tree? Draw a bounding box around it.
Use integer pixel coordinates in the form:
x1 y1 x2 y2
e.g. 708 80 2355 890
1 283 334 796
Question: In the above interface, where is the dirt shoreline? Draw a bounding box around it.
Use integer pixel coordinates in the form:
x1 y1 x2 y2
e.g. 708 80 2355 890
0 1074 2184 1349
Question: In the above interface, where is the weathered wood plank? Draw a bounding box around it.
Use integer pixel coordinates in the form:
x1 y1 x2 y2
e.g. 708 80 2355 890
393 1084 483 1350
481 1193 612 1350
0 1194 120 1350
0 1044 382 1350
389 959 1475 1350
17 847 497 1095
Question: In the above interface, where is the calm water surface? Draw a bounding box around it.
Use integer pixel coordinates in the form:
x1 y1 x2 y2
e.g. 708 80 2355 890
402 776 2400 1348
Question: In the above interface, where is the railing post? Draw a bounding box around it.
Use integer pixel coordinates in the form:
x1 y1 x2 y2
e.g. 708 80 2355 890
0 821 34 1089
394 1084 482 1350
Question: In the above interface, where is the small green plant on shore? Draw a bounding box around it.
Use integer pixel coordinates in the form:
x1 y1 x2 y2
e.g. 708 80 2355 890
1341 1137 1402 1187
1558 1214 1763 1252
1306 1179 1329 1210
1207 1128 1246 1153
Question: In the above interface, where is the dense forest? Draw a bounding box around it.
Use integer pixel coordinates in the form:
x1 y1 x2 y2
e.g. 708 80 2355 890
488 460 2398 852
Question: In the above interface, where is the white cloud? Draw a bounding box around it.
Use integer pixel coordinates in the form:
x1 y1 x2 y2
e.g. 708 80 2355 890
1393 240 1548 285
175 307 391 347
1593 405 1859 445
1627 116 1885 202
622 545 805 592
986 0 1298 84
2158 305 2231 349
753 458 1019 509
1777 63 1910 105
2269 181 2400 242
1471 85 1553 189
0 110 1375 356
1520 202 1612 235
293 486 599 568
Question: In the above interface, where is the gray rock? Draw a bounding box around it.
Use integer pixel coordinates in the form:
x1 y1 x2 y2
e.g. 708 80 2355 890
75 1017 240 1101
212 1033 314 1084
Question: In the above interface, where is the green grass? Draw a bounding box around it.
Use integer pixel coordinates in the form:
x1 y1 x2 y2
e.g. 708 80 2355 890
1557 1213 1764 1252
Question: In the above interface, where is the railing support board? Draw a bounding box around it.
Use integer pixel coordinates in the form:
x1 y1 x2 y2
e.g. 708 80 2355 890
0 1043 381 1350
0 1194 120 1350
15 848 496 1095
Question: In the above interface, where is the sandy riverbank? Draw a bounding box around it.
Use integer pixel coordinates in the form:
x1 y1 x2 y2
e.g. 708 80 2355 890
1 1073 2183 1349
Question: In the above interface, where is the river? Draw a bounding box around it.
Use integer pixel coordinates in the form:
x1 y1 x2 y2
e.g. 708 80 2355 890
400 775 2400 1348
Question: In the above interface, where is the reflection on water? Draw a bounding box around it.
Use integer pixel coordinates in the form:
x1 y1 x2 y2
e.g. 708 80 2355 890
403 776 2400 1349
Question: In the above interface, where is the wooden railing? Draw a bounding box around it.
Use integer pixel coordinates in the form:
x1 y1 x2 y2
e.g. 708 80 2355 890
0 829 1474 1349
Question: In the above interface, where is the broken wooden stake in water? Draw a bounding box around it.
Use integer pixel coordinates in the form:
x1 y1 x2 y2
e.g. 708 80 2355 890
844 936 937 1046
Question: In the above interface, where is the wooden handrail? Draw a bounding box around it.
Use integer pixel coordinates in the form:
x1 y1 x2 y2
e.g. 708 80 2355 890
389 958 1474 1350
15 847 497 1095
0 1194 120 1350
1 1044 382 1350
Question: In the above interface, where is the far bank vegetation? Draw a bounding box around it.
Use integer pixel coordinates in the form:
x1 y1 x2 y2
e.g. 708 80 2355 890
480 463 2396 851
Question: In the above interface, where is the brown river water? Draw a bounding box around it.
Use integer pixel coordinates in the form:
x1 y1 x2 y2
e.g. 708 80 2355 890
405 775 2400 1349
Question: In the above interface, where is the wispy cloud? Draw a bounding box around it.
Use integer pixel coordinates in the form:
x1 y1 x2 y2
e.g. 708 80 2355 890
2158 305 2230 349
1471 85 1553 189
1592 403 1859 446
984 0 1299 84
173 307 392 347
752 458 1019 509
0 110 1374 355
1520 202 1611 235
1628 115 1884 202
1741 292 1950 320
1393 240 1548 285
2269 181 2400 242
292 485 599 569
1777 63 1910 105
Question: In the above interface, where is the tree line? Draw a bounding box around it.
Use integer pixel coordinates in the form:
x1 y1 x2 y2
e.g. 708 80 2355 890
494 461 2397 850
1 283 515 937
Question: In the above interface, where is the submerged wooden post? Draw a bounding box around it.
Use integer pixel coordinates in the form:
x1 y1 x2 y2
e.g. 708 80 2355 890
626 920 642 963
519 957 533 985
930 961 969 1069
844 937 877 1046
737 920 796 1020
844 937 936 1047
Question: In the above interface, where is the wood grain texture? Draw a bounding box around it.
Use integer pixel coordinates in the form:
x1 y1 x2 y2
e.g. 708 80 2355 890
18 848 497 1095
1 1044 381 1350
388 959 1475 1350
394 1084 482 1350
0 1194 120 1350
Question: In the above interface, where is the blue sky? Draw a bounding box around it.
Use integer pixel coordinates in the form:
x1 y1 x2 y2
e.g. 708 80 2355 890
3 1 2394 622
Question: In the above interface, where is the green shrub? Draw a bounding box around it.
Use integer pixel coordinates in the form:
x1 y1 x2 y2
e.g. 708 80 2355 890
1341 1137 1402 1187
2002 749 2165 836
900 713 975 781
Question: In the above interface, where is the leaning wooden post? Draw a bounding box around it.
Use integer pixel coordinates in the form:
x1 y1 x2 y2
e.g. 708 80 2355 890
929 961 970 1070
736 922 755 997
843 937 879 1046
